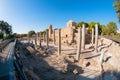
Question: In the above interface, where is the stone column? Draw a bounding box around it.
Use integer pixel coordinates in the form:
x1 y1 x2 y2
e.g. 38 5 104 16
81 24 85 50
43 33 45 43
48 25 52 39
53 30 55 45
58 29 61 55
95 24 98 52
31 38 33 44
71 28 74 43
76 28 82 60
99 49 106 80
34 37 37 45
27 34 30 43
46 30 49 48
37 33 39 45
39 32 41 47
91 28 94 46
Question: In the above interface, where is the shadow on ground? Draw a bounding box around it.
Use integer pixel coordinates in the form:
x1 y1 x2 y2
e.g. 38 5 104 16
15 42 120 80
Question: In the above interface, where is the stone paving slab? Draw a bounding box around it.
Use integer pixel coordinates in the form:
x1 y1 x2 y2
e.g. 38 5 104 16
0 42 14 79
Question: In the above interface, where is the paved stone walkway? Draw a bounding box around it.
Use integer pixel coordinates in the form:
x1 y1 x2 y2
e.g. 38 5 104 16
0 42 14 79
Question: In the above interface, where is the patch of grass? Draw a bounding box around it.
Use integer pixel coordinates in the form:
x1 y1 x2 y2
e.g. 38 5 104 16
0 39 3 43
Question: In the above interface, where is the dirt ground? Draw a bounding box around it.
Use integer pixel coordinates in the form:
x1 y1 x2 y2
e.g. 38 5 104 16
16 41 119 80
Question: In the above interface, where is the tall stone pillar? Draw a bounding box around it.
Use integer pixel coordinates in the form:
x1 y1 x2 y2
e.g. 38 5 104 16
34 37 37 45
58 29 61 56
91 28 94 46
46 30 49 48
39 32 41 47
37 33 39 45
81 24 85 50
76 28 82 60
53 30 55 45
27 34 30 43
43 33 45 43
48 25 52 39
95 24 98 52
71 28 74 43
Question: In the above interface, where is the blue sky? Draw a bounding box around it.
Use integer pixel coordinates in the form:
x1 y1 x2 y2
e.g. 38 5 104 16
0 0 120 34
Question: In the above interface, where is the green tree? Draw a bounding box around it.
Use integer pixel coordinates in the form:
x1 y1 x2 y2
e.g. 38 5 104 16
88 22 96 33
0 20 12 38
0 32 3 38
101 25 107 35
28 30 35 37
76 21 89 28
88 22 102 34
113 0 120 23
107 22 117 35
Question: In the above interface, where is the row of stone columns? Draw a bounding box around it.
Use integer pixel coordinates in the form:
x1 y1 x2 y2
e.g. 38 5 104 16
76 24 98 60
91 24 98 52
27 32 42 47
29 23 98 59
75 24 85 61
42 29 61 55
75 24 86 61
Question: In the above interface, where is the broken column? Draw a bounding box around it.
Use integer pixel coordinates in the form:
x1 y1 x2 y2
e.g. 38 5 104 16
34 38 37 45
81 24 85 50
53 29 55 44
91 28 94 46
76 28 82 60
58 29 61 55
99 49 106 80
46 30 49 48
95 24 98 52
34 34 37 45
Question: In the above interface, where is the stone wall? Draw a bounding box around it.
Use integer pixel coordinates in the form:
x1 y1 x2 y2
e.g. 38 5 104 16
48 20 92 44
51 27 91 44
53 27 74 44
74 29 91 44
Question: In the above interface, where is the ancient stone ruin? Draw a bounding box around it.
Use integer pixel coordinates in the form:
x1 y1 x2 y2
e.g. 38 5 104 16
1 20 120 80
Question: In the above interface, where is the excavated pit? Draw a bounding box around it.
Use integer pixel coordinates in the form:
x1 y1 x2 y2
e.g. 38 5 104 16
15 38 120 80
